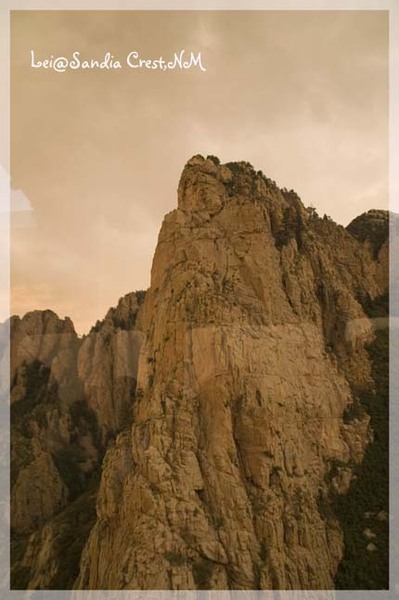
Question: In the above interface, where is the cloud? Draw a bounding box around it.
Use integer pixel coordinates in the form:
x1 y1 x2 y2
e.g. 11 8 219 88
0 165 9 214
10 188 33 212
11 208 157 333
11 189 37 228
0 165 9 323
10 10 388 331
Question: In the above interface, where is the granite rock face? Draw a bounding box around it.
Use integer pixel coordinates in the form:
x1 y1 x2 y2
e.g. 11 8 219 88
10 294 144 589
10 312 83 533
74 157 388 590
10 310 80 406
78 292 144 439
9 157 389 590
9 310 98 589
346 208 390 295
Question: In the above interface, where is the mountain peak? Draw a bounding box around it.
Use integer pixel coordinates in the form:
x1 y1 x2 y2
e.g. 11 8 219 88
10 157 389 591
347 208 389 258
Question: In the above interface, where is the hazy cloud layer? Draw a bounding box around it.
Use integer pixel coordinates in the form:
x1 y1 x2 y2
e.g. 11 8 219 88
11 11 388 333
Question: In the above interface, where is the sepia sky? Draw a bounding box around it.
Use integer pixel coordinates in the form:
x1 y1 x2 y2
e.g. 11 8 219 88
10 10 388 334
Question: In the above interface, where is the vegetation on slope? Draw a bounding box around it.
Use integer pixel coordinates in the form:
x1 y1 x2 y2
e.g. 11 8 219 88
334 291 389 589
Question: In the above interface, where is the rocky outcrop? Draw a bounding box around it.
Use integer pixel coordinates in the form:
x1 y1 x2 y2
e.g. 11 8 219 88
74 156 388 590
10 312 85 533
10 310 81 406
9 156 389 590
347 209 389 258
78 291 144 439
10 294 144 589
9 311 98 589
346 209 390 301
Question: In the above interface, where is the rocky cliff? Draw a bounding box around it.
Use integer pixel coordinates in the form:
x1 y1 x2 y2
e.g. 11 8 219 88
78 291 144 439
9 293 144 589
9 155 389 590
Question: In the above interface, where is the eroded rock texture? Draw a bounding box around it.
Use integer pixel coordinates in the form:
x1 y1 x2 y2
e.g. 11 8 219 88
74 156 388 590
10 294 144 589
8 157 389 590
78 292 144 439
